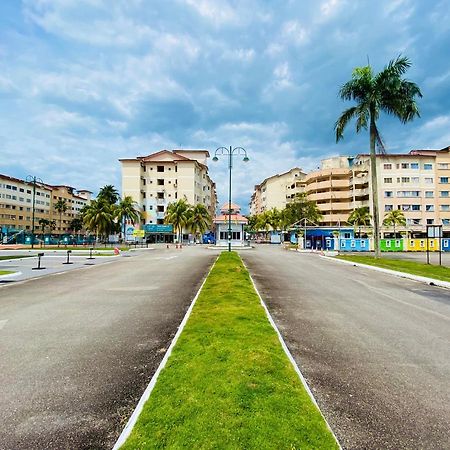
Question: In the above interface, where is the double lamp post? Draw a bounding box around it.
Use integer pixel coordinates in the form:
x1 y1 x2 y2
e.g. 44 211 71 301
212 146 249 252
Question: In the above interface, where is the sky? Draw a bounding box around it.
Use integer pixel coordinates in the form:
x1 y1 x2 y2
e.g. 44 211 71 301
0 0 449 210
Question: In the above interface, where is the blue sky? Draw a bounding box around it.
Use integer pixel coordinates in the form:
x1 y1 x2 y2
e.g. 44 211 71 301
1 0 449 210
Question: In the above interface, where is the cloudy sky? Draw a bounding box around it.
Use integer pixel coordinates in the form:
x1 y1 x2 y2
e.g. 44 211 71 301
1 0 449 209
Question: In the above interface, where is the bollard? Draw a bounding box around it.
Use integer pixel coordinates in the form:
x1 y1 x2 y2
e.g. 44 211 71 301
63 250 73 265
87 247 95 260
166 244 169 249
32 253 46 270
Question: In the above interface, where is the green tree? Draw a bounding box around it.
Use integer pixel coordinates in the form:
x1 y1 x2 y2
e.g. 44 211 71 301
348 207 372 237
188 204 211 243
97 185 120 205
38 218 50 240
115 196 142 241
283 193 322 226
335 56 422 257
245 215 259 233
383 209 406 238
69 217 84 241
266 208 281 232
83 199 116 241
54 199 68 235
165 199 191 243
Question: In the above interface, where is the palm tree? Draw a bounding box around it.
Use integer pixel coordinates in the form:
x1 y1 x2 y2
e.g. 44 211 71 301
54 199 68 235
38 218 50 242
115 196 142 241
188 204 211 243
69 217 84 241
383 209 406 238
348 207 372 237
165 199 191 243
83 199 115 241
335 56 422 257
97 185 120 205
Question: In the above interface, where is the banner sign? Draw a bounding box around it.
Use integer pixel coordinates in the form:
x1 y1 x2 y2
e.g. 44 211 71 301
144 224 173 233
132 230 145 237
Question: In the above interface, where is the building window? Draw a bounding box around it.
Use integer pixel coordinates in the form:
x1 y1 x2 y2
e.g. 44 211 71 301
410 163 419 169
439 177 449 184
383 164 392 170
157 179 164 185
440 205 450 211
384 178 392 183
427 219 434 224
157 192 164 199
157 205 164 212
442 219 450 225
426 205 434 211
401 177 410 183
438 163 449 169
401 163 410 169
440 191 449 197
411 177 419 184
424 163 433 170
385 205 393 211
384 191 393 197
425 191 434 198
425 177 433 184
157 166 164 172
411 205 420 211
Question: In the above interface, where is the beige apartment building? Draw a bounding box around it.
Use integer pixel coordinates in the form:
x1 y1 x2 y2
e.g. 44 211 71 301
120 149 217 230
250 167 306 215
0 174 91 238
250 145 450 234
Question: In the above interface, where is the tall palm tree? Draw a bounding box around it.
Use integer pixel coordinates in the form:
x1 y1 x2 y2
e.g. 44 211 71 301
188 204 211 243
348 207 372 237
97 185 120 205
54 199 68 235
38 218 50 241
165 199 191 243
115 196 142 241
335 56 422 257
383 209 406 238
83 199 115 241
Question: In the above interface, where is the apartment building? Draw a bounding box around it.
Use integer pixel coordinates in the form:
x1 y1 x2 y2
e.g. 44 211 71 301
0 174 91 238
119 149 217 230
249 167 306 215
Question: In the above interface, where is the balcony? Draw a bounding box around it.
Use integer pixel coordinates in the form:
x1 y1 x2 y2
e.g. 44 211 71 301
308 190 352 201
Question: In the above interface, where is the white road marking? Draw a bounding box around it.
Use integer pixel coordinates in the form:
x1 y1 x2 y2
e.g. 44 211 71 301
353 278 450 322
154 256 179 261
0 319 8 330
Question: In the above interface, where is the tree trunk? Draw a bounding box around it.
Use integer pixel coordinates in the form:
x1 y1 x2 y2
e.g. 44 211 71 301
370 113 381 258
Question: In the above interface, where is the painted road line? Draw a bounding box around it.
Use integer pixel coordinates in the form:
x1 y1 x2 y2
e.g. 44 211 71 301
0 319 8 330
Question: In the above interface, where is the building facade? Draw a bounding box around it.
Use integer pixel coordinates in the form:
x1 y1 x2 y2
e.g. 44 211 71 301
250 167 306 215
0 174 91 240
120 150 217 239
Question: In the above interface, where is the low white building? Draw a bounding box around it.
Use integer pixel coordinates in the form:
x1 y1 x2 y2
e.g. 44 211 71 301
214 203 248 247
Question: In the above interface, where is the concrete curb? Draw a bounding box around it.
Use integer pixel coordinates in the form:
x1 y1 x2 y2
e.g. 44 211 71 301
243 261 342 449
323 256 450 290
112 257 218 450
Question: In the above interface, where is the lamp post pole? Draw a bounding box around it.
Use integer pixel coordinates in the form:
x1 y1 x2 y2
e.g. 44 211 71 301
213 146 249 252
26 175 43 249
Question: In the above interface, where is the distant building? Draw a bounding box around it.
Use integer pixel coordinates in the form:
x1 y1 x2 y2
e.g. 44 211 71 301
250 167 306 215
119 149 217 242
214 203 248 246
0 174 91 239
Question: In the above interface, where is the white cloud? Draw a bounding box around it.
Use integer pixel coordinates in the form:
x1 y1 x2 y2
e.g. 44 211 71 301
281 20 309 46
182 0 238 26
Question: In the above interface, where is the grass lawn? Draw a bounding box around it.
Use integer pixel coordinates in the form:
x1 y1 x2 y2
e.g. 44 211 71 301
121 252 338 450
337 254 450 282
0 255 34 261
0 270 15 276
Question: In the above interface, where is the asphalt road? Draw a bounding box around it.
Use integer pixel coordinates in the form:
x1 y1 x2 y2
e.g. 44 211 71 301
0 246 217 449
242 246 450 450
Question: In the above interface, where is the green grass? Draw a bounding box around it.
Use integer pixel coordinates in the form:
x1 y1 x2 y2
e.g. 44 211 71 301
0 255 34 261
121 252 338 450
0 270 15 276
337 255 450 282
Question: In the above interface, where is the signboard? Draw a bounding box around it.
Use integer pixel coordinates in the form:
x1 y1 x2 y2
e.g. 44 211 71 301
125 226 135 236
132 230 145 237
144 224 173 233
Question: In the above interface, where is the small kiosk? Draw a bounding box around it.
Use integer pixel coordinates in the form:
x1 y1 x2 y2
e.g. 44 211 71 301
214 203 248 247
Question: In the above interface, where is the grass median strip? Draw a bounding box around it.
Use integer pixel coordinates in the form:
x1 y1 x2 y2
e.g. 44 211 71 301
337 254 450 282
121 252 338 450
0 270 15 276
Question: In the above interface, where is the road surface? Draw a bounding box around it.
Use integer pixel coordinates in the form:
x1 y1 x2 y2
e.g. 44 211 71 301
242 246 450 450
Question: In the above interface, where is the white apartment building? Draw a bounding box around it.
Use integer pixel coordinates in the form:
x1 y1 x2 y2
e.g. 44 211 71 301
120 149 216 233
250 167 306 215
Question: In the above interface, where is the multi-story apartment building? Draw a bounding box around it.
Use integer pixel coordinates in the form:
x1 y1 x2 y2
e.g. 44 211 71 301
0 174 91 239
250 167 306 215
120 149 216 233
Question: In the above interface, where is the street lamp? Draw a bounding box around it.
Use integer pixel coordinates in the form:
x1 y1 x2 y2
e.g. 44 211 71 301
212 146 249 252
26 175 44 249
